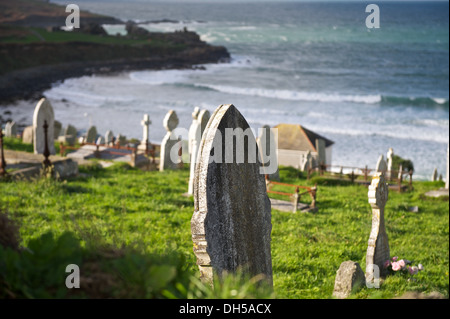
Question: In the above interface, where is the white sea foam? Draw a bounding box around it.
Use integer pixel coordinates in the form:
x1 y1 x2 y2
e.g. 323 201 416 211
194 84 382 104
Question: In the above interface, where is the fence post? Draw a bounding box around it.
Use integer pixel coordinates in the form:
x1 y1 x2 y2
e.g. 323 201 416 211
42 120 52 169
364 165 368 182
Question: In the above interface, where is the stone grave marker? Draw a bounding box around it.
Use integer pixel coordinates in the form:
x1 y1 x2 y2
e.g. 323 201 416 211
140 114 151 149
86 126 97 143
105 130 114 145
386 148 394 179
65 125 77 146
191 104 273 287
188 106 201 158
187 109 210 195
431 168 438 182
33 98 55 155
22 126 34 144
366 172 390 282
117 134 127 146
54 120 62 140
375 154 387 173
332 261 365 299
159 110 180 171
5 121 17 138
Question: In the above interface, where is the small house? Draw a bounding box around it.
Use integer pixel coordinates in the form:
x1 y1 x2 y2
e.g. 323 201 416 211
274 123 334 170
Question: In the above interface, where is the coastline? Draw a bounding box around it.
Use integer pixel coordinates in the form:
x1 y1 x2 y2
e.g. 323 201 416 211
0 0 230 106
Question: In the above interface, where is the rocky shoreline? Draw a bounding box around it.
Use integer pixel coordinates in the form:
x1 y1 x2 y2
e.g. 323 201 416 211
0 40 230 105
0 1 230 106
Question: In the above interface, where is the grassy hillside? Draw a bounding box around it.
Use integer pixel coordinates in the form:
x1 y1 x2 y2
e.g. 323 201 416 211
0 144 448 299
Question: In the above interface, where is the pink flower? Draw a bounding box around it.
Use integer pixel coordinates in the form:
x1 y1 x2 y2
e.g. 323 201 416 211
408 266 419 275
392 256 398 262
398 259 406 269
392 262 402 271
384 260 391 268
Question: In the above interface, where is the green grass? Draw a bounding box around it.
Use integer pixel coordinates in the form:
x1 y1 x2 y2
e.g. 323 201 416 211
0 157 448 299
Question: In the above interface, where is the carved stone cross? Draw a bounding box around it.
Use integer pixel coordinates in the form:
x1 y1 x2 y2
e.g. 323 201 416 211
366 172 390 281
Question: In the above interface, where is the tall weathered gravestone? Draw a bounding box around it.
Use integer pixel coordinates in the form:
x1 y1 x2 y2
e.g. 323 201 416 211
386 148 394 179
188 109 210 195
366 172 390 282
191 104 273 287
431 168 438 182
159 110 180 172
33 98 55 155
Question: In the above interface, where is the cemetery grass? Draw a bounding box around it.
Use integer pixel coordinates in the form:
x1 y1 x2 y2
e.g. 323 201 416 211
0 162 448 299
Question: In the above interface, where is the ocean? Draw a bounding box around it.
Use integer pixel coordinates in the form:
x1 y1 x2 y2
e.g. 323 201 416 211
5 1 449 180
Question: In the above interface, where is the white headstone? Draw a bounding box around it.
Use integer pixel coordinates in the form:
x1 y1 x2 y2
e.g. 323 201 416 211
375 155 387 173
188 107 201 157
5 121 17 138
105 130 114 145
96 136 105 145
188 109 210 195
159 110 180 171
140 114 151 146
386 148 394 178
33 98 55 155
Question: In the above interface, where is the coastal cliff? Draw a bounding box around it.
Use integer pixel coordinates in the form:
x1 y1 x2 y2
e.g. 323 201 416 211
0 0 230 104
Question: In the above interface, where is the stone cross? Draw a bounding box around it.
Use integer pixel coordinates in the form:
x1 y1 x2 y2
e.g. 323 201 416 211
5 121 17 138
33 98 55 155
191 104 273 287
366 172 390 282
375 154 387 173
141 114 151 148
159 110 180 171
188 106 201 157
86 126 97 143
257 125 279 181
187 109 210 195
386 148 394 179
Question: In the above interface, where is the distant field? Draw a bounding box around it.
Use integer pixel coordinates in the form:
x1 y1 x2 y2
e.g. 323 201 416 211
1 142 448 299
